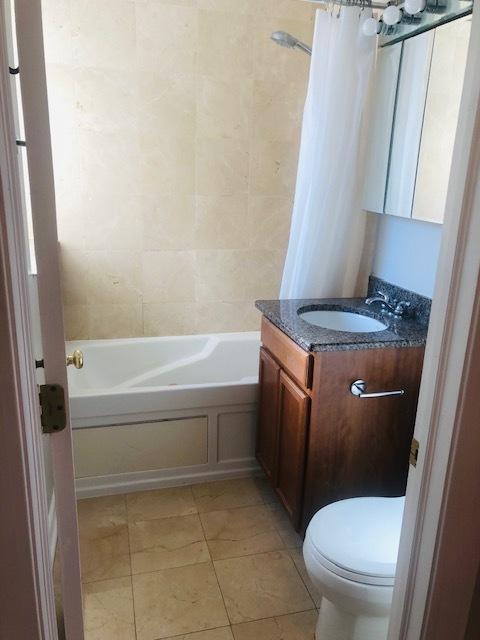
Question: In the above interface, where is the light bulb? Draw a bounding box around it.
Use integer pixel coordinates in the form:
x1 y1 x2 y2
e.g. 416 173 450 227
383 4 402 25
404 0 426 14
362 17 379 36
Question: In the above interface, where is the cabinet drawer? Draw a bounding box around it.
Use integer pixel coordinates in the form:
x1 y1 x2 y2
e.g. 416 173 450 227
261 317 313 390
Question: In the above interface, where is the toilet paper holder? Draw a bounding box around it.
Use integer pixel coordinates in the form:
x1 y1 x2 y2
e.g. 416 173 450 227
350 379 405 398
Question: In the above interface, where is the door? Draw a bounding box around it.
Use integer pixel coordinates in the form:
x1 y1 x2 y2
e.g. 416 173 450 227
256 347 280 482
3 1 84 638
275 370 310 530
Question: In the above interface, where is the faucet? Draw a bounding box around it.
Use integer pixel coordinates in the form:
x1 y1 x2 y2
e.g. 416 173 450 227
365 291 411 318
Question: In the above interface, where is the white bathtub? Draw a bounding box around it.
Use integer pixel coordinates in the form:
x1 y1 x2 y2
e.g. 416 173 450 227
67 332 261 497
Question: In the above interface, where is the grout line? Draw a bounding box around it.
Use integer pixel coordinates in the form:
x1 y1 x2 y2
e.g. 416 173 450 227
286 547 319 608
123 494 139 640
197 510 232 625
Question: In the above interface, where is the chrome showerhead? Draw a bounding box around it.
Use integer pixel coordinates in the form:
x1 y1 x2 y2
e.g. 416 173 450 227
271 31 312 55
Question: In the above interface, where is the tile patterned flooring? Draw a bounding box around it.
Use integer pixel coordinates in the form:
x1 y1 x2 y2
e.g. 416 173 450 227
78 476 321 640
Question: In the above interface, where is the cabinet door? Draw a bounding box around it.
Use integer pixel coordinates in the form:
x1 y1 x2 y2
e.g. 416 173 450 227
275 370 310 529
302 347 424 530
256 347 280 482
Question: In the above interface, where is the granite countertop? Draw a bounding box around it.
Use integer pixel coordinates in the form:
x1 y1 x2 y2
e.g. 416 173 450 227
255 297 429 353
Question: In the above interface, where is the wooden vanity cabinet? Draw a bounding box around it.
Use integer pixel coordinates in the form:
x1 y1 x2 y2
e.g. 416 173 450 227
256 318 313 528
256 317 425 533
256 347 281 483
301 346 424 530
275 370 310 527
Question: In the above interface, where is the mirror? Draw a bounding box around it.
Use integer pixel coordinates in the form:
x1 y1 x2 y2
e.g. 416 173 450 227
364 15 471 224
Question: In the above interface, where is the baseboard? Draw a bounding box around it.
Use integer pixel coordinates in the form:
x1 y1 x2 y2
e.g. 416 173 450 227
75 459 261 499
47 492 57 567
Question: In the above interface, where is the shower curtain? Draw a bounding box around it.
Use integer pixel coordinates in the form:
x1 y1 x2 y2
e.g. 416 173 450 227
280 7 376 299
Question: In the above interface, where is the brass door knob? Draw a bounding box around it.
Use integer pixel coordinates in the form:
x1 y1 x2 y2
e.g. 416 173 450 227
66 349 84 369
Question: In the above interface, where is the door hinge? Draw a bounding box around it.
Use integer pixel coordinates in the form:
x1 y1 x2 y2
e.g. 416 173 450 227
39 384 67 434
410 437 420 467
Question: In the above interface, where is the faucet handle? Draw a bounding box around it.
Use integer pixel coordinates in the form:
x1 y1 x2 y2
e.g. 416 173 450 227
394 301 411 317
376 290 390 303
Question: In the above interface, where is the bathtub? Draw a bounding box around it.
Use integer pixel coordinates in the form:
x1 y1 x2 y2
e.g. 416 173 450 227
67 332 261 498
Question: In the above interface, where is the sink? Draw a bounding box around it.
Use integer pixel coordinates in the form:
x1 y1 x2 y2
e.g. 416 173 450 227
299 310 387 333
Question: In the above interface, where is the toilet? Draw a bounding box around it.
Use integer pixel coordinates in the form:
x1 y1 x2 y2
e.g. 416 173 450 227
303 496 405 640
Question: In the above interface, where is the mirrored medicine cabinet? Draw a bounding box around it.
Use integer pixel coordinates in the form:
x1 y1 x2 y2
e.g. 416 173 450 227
363 13 472 224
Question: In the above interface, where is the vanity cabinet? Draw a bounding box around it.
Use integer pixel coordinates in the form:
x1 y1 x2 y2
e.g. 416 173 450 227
275 370 310 526
256 317 424 532
256 347 281 483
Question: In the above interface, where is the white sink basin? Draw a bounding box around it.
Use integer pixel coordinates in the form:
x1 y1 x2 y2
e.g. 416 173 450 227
299 310 387 333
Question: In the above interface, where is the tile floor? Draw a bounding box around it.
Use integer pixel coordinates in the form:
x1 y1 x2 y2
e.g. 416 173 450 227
78 476 321 640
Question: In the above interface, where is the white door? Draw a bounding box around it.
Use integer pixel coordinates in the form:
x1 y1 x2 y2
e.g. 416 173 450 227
2 1 84 638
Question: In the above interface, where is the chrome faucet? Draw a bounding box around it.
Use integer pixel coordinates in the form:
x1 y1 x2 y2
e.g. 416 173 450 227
365 291 411 318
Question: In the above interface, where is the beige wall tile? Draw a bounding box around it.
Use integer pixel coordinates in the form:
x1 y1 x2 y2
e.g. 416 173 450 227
255 0 316 20
139 133 195 197
133 562 229 640
214 550 314 624
83 576 135 640
143 302 197 336
195 302 261 334
42 0 73 66
46 0 313 339
195 195 248 250
130 514 210 574
195 250 246 302
135 3 198 75
142 250 195 303
244 250 284 300
136 73 196 141
71 0 136 71
76 128 139 200
60 249 89 305
83 194 142 251
198 11 253 80
252 79 305 142
87 304 143 339
197 78 253 140
64 303 89 340
56 198 86 251
74 67 136 134
196 138 249 197
253 17 314 85
45 64 76 134
247 196 292 253
142 195 195 251
197 0 256 13
250 139 299 197
85 251 142 305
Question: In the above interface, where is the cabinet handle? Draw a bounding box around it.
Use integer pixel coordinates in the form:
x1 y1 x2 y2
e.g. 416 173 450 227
350 379 405 398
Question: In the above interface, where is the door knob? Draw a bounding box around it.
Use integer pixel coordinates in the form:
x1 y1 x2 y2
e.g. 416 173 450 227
66 349 84 369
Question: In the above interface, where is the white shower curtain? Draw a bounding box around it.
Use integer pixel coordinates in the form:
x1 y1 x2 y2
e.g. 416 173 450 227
280 7 375 299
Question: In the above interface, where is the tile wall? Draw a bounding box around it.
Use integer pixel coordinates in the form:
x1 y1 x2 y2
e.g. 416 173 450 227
42 0 315 339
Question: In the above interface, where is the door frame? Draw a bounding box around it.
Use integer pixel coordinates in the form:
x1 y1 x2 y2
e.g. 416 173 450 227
0 54 57 640
388 3 480 638
1 3 480 640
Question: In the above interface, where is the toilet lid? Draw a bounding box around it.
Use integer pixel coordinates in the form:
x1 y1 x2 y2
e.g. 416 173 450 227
306 497 405 584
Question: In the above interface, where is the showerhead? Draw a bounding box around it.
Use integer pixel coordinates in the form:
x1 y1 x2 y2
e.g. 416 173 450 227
271 31 312 55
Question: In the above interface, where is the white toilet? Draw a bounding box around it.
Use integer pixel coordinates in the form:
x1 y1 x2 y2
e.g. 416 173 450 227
303 496 405 640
